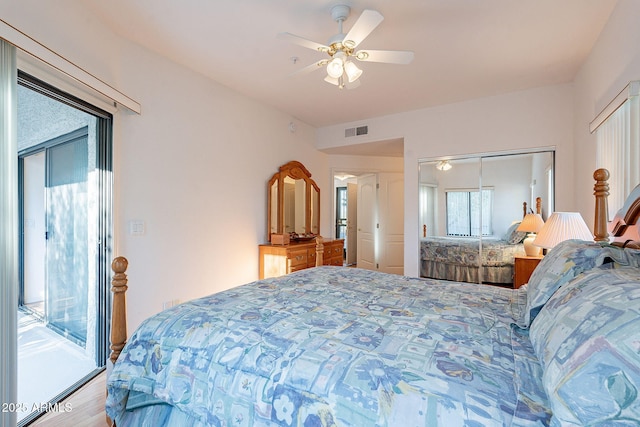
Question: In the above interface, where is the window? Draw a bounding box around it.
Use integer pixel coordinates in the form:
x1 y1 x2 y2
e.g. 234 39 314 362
592 81 640 218
446 189 493 236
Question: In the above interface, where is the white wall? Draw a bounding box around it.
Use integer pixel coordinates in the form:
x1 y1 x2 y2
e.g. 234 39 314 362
3 1 329 331
7 0 639 328
573 0 640 229
318 84 573 276
115 48 328 330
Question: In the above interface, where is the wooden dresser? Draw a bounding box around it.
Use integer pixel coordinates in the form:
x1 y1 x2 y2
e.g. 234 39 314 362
259 238 344 279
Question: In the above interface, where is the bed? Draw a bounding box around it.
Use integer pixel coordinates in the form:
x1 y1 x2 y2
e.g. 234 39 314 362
420 199 540 284
106 169 640 426
419 236 525 283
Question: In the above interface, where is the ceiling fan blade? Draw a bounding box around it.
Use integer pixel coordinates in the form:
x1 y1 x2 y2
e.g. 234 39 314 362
342 9 384 48
290 60 328 77
355 49 415 64
278 32 329 52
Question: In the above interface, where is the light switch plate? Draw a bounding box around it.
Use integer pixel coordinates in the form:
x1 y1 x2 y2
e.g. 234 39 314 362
129 220 145 236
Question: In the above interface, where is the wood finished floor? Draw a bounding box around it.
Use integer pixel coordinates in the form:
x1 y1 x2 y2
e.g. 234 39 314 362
30 371 107 427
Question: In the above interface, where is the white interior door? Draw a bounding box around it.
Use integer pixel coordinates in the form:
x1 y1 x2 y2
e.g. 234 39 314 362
378 173 404 275
357 174 377 270
346 183 358 265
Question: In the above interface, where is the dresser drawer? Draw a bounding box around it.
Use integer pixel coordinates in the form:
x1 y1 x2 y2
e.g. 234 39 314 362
322 240 344 266
259 239 341 279
288 249 308 268
307 248 317 267
289 264 308 273
329 245 343 258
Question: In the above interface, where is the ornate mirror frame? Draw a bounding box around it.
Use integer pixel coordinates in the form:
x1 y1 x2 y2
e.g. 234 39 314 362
267 160 320 242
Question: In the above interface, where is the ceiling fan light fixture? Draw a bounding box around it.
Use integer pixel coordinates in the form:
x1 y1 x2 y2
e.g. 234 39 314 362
327 51 347 79
355 51 369 61
281 6 413 90
343 39 356 49
344 61 362 83
327 57 344 78
324 75 346 89
436 160 452 171
324 75 340 86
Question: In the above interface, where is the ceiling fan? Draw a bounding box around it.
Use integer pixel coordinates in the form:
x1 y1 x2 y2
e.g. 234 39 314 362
279 4 414 89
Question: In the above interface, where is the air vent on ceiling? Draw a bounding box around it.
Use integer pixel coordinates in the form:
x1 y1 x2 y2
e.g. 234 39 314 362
345 125 368 138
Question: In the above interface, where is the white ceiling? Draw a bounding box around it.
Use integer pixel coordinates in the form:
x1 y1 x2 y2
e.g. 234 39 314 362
83 0 617 130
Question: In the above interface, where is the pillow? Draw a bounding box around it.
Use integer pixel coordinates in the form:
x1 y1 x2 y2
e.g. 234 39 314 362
529 267 640 425
504 221 527 245
603 244 640 268
515 239 610 328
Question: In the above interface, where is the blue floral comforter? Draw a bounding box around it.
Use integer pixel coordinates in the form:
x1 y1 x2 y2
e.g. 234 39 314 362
106 266 550 426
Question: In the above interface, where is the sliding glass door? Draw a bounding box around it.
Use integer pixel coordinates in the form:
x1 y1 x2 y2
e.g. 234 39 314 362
17 72 112 425
21 129 89 342
46 131 90 343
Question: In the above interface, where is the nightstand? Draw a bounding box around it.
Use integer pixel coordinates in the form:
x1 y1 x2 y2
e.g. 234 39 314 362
513 255 543 289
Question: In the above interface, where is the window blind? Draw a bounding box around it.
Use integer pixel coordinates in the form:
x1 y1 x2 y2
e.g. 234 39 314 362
593 83 640 219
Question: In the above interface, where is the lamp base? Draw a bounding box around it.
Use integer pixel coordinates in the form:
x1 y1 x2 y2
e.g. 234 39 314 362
523 233 542 257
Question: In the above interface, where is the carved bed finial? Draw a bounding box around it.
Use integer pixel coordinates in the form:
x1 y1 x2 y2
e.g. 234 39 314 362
110 256 129 364
593 168 610 242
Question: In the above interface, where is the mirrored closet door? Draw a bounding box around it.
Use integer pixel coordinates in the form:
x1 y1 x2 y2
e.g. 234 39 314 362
418 150 554 286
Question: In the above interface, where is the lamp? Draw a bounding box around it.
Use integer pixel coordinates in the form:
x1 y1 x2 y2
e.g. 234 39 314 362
517 213 545 256
344 61 363 83
327 55 344 79
533 212 593 250
324 75 342 88
435 160 452 171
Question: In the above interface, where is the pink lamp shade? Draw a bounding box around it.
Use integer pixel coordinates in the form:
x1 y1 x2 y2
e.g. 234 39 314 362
533 212 593 249
517 213 545 256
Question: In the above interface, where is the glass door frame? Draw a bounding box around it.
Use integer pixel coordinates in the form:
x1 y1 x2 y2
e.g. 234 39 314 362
17 71 113 365
19 127 91 346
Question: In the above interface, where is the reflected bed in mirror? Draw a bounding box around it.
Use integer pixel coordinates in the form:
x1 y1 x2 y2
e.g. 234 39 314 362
418 150 554 286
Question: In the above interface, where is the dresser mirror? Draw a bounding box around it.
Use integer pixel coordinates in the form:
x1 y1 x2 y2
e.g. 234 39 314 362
267 160 320 242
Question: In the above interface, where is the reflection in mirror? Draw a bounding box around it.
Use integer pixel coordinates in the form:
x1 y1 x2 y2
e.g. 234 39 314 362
283 176 306 234
311 186 319 235
270 181 278 235
418 150 554 285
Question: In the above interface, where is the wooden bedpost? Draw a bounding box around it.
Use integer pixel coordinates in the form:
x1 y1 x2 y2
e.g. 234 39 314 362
110 256 129 364
593 168 610 242
315 236 324 267
523 202 527 217
536 197 542 215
